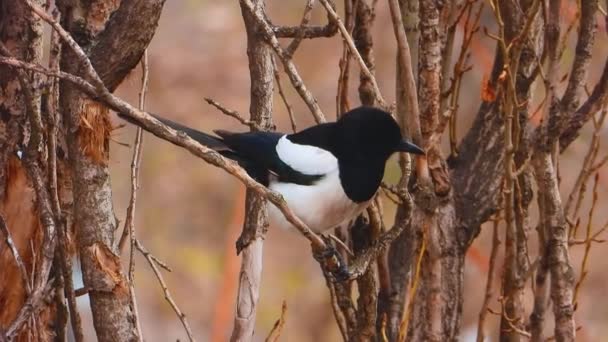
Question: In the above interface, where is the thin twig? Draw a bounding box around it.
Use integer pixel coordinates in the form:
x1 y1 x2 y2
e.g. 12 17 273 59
272 56 297 133
573 173 600 304
125 51 150 342
476 219 501 342
0 57 94 93
0 215 31 295
319 0 387 109
42 11 85 339
265 301 287 342
204 98 261 131
387 0 426 181
328 233 355 257
241 0 327 123
398 232 426 341
136 239 195 341
285 0 316 57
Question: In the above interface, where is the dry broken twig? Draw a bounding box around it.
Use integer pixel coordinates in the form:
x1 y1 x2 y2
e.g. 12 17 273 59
265 301 288 342
136 239 195 341
272 56 298 133
204 98 262 131
124 51 150 342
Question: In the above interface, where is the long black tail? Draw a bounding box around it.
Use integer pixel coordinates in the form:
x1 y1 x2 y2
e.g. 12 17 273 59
118 112 267 184
117 112 229 152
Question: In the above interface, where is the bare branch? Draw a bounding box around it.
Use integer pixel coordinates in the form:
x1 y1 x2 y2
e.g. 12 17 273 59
123 51 150 342
136 240 195 341
476 219 501 342
0 56 97 94
388 0 421 143
284 0 316 57
0 215 31 295
240 0 326 123
265 301 287 342
319 0 387 109
204 98 262 131
573 173 600 304
398 229 426 341
560 58 608 150
271 56 297 133
560 0 599 117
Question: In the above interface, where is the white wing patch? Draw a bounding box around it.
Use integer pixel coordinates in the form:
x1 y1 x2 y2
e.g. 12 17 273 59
276 135 338 175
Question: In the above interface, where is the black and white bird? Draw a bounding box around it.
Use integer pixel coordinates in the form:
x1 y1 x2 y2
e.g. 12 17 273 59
123 106 424 233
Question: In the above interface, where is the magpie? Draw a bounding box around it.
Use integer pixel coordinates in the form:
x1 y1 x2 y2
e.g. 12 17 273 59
120 106 424 233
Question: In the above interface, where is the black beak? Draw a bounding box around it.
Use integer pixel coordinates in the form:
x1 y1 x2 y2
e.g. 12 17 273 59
397 139 425 155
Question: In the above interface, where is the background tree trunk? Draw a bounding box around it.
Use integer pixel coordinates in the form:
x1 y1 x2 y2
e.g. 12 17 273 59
57 1 164 339
0 1 53 340
230 1 274 341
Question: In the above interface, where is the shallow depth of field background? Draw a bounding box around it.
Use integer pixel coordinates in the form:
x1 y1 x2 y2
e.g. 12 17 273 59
73 1 608 341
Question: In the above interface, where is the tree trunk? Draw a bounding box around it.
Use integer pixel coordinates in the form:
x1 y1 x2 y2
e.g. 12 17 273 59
230 1 274 341
56 1 164 340
0 1 54 340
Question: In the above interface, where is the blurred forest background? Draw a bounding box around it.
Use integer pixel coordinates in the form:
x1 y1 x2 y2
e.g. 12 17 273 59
82 0 608 341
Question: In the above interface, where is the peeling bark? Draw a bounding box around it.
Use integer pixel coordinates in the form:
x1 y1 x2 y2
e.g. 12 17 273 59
0 1 53 340
56 1 165 340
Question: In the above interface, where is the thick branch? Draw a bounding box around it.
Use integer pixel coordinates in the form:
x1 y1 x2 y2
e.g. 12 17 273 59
560 0 598 117
231 1 274 340
559 58 608 150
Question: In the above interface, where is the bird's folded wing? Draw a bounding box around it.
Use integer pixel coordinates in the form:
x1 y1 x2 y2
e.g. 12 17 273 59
215 130 325 186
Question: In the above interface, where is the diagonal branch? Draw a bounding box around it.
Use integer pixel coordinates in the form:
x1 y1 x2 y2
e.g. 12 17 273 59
560 0 598 117
240 0 326 123
0 215 31 295
559 57 608 150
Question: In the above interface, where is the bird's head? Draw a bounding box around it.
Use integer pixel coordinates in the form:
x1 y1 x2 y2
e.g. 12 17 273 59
332 106 424 163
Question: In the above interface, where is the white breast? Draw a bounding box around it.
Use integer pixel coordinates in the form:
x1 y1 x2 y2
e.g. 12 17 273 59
269 135 370 232
267 170 370 233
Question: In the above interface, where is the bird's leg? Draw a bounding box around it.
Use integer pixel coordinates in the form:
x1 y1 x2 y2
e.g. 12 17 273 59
313 235 352 282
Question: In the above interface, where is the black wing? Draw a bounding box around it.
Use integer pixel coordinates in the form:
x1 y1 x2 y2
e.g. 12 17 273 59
214 130 324 186
118 112 322 186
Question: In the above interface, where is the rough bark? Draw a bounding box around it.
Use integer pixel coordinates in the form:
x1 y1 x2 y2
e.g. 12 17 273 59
230 1 274 341
353 0 376 107
0 1 53 340
384 1 421 338
350 3 379 340
532 153 576 341
531 2 576 339
452 0 541 246
56 1 164 341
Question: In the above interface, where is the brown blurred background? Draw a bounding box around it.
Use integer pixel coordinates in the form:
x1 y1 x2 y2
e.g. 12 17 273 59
70 1 608 341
